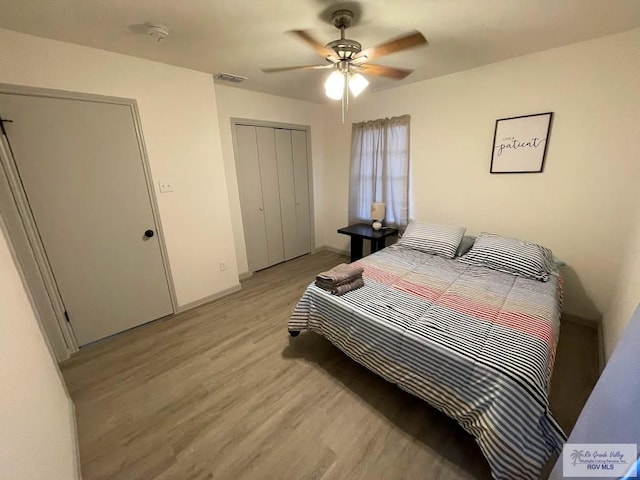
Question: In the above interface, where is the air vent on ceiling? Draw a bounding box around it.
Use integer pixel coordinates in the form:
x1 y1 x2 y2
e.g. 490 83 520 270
214 73 248 83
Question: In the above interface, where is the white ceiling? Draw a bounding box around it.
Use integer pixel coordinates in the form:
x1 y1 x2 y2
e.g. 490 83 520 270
1 1 639 103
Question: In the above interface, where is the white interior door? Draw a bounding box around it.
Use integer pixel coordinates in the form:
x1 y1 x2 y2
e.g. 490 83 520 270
0 93 173 345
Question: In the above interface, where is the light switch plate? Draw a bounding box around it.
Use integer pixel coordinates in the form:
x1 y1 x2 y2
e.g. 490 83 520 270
158 180 174 193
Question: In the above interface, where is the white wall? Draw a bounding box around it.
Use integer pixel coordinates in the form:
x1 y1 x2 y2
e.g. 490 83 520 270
321 102 356 255
602 200 640 357
214 84 326 274
0 219 79 480
0 28 239 310
320 29 640 331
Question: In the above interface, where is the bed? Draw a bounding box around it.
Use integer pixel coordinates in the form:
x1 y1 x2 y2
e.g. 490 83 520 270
288 243 566 480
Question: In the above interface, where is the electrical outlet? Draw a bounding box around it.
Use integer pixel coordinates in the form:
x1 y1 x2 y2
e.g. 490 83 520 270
219 261 226 271
158 180 174 193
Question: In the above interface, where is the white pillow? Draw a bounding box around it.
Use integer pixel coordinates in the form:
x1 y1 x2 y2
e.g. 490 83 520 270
398 221 466 259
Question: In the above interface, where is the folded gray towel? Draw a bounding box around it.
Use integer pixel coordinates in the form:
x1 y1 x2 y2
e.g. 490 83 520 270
316 277 364 296
315 276 359 289
315 263 364 285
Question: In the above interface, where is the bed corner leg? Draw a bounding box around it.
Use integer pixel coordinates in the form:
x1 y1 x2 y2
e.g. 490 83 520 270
289 330 300 337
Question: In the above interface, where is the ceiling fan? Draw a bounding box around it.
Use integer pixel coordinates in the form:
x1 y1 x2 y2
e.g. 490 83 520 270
262 9 428 102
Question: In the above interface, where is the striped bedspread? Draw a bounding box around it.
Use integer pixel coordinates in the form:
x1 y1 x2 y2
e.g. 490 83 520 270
288 245 566 480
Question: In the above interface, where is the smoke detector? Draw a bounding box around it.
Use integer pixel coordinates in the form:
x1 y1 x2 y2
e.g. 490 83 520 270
214 73 248 83
145 24 169 42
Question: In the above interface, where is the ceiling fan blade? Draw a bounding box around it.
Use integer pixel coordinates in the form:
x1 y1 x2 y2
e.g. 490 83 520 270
289 30 339 62
355 64 414 80
354 31 427 62
261 64 334 73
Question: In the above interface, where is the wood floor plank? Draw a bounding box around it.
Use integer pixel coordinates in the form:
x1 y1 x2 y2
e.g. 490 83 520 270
61 251 599 480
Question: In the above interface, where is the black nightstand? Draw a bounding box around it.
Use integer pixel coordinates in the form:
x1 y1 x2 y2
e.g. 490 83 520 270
337 223 399 262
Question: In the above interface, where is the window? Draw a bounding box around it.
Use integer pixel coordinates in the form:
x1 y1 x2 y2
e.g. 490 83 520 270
348 115 410 228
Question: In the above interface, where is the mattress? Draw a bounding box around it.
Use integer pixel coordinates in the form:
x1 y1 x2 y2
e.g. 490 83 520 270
288 244 566 480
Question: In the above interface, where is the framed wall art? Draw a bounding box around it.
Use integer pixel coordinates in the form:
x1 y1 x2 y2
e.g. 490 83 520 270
490 112 553 174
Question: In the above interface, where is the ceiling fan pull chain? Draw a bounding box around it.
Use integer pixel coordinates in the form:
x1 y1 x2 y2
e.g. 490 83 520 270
345 76 349 110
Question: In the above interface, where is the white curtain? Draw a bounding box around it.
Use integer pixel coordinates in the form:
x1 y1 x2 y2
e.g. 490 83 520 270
348 115 410 228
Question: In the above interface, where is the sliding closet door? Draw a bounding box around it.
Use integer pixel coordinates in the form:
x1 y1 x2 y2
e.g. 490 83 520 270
235 125 269 271
255 127 285 266
274 129 298 261
291 130 311 257
275 128 311 260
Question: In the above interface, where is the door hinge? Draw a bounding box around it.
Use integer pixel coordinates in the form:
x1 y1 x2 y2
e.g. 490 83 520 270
0 116 13 137
64 310 71 323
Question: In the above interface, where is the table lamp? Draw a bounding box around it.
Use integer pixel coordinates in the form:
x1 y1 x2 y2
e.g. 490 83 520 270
370 202 385 231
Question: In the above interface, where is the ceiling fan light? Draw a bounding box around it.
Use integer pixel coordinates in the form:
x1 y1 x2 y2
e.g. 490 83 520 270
349 73 369 97
324 70 345 100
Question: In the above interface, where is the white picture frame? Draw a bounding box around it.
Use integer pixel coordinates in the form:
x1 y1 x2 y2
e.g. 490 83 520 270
490 112 553 174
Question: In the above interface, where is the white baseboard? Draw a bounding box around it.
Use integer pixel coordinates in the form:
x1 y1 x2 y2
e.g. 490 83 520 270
238 271 253 281
69 400 82 479
596 319 605 372
562 313 605 372
176 284 241 313
563 315 599 328
312 245 349 257
238 249 347 279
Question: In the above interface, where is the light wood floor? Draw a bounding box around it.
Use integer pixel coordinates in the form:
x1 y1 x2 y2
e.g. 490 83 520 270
61 251 599 480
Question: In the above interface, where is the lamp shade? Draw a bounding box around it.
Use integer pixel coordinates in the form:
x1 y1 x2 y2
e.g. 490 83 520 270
370 202 386 221
348 73 369 97
324 71 345 100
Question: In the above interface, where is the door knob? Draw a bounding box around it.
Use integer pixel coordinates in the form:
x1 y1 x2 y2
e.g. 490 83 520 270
259 207 264 211
144 229 155 238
